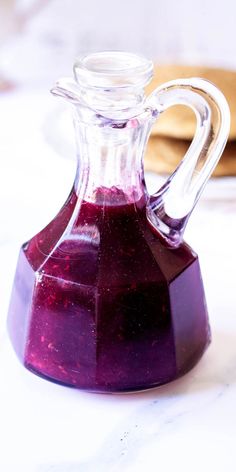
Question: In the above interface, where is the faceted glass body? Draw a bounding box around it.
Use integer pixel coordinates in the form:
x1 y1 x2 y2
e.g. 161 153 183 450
8 187 210 392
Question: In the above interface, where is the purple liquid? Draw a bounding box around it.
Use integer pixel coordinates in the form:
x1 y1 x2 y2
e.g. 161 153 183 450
8 187 210 392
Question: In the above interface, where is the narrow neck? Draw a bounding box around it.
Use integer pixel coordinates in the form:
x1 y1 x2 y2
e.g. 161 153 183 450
74 111 151 206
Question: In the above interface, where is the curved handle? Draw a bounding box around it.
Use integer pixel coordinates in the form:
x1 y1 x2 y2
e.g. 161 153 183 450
146 78 230 246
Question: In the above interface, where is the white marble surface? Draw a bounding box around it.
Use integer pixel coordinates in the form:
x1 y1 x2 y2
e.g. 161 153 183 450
0 86 236 472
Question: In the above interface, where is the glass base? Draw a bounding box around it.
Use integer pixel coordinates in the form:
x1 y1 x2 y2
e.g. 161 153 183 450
8 245 210 393
23 340 210 394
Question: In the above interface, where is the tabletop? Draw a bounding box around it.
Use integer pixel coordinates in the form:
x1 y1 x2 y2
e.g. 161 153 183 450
0 86 236 472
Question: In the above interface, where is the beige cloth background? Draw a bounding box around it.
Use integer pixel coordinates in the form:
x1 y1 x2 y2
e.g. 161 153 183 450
145 65 236 176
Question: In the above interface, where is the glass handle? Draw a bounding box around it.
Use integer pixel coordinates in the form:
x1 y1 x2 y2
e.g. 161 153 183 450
146 78 230 246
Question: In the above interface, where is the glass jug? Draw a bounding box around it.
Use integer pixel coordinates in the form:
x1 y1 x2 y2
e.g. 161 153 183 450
7 52 230 392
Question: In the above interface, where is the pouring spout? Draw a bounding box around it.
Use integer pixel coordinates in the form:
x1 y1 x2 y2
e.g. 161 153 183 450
50 78 82 105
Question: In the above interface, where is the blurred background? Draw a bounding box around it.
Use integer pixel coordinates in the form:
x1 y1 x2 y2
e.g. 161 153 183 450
0 0 235 234
1 0 236 87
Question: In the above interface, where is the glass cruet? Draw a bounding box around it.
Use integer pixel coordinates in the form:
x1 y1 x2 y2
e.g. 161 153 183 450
7 51 230 392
